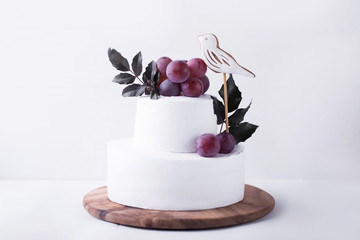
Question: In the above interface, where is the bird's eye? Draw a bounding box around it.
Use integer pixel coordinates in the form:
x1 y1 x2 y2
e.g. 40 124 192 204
205 37 208 40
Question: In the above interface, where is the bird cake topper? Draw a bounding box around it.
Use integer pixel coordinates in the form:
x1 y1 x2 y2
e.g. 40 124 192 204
198 33 255 133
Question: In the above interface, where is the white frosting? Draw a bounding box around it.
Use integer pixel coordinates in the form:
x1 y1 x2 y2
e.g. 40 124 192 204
133 95 217 153
107 138 245 211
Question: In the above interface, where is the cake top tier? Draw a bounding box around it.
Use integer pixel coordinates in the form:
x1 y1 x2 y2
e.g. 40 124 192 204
133 94 218 153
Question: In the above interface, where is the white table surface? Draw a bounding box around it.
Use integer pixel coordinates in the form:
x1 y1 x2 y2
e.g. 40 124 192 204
0 179 359 240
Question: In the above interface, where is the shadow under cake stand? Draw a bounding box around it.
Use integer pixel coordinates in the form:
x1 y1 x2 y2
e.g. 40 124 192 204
83 184 275 230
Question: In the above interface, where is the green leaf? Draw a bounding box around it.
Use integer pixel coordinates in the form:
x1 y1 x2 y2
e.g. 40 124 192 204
112 73 136 84
122 84 146 97
108 48 130 71
150 90 159 100
218 74 242 112
142 61 157 83
131 51 142 76
210 96 225 125
229 122 258 144
228 101 252 127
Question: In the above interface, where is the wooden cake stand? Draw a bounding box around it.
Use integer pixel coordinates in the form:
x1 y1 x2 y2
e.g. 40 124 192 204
83 184 275 230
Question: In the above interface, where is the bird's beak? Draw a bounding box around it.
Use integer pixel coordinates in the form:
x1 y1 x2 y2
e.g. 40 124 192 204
198 34 205 40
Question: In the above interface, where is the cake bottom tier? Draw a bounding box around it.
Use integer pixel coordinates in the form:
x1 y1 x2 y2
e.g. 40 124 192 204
107 138 245 211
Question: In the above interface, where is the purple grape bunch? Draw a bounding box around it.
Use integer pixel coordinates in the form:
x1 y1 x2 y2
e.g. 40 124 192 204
156 57 210 97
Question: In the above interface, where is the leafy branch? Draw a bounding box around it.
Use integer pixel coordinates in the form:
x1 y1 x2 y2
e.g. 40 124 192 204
108 48 159 99
211 74 258 143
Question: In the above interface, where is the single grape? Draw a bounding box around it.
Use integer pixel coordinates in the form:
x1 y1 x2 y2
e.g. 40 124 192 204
198 75 210 93
156 57 172 78
216 132 236 154
187 58 207 78
166 60 190 83
195 134 221 157
158 79 181 96
180 77 204 97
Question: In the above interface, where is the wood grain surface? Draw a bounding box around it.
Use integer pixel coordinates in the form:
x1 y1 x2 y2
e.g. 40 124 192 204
83 185 275 230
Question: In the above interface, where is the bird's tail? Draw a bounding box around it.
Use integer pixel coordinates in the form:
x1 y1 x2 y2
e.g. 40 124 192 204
234 66 256 78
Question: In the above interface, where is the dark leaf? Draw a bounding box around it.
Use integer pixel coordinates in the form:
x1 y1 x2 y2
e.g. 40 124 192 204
148 61 157 80
122 84 145 97
131 51 142 76
145 88 150 95
218 74 242 112
228 101 252 127
135 84 146 96
108 48 130 71
142 61 157 83
112 73 136 84
229 122 258 144
211 96 225 124
153 71 160 85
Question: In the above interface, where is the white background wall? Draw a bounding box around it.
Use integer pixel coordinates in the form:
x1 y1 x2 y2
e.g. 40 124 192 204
0 0 359 180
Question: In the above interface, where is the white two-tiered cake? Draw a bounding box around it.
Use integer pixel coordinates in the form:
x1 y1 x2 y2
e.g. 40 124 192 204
107 95 245 211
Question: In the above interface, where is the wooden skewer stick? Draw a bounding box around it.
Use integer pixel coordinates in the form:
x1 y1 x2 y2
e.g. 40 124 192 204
223 73 229 133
